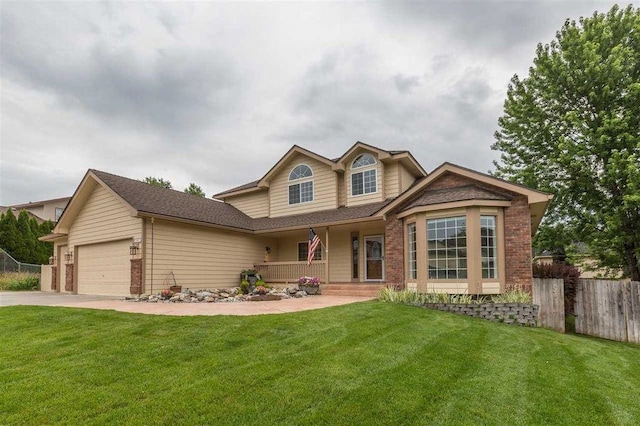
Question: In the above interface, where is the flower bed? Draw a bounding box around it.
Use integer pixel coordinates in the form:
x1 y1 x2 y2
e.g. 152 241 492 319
126 286 315 303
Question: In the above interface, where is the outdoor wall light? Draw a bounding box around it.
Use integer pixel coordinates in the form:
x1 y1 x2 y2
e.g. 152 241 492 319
130 242 140 256
64 251 73 263
49 256 56 265
265 246 272 254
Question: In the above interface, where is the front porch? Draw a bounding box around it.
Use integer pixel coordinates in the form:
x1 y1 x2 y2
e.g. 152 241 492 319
252 221 392 296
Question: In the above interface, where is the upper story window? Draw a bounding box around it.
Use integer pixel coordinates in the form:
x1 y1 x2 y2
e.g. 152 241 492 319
55 207 64 221
288 164 314 205
351 153 377 196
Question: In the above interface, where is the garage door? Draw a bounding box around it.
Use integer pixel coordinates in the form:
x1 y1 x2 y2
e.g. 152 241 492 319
77 240 131 296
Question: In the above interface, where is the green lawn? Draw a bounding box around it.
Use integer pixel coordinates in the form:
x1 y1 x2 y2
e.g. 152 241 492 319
1 302 639 425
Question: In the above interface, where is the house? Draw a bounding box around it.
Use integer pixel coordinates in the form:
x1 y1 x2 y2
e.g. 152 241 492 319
9 197 71 223
40 142 552 297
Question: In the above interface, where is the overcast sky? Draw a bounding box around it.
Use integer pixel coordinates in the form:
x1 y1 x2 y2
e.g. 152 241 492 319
0 1 630 205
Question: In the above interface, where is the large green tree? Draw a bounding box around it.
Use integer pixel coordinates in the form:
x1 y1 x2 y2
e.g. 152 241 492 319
492 5 640 280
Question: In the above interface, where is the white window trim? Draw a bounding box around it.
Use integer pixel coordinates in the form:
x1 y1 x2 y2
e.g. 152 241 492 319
288 164 315 205
350 154 378 197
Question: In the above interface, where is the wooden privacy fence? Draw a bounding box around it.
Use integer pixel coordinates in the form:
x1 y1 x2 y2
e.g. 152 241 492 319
533 278 565 333
575 280 640 344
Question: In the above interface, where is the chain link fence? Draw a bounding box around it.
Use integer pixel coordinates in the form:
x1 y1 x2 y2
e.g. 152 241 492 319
0 249 42 274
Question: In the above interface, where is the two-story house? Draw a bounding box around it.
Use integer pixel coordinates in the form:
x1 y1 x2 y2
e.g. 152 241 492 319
41 142 552 297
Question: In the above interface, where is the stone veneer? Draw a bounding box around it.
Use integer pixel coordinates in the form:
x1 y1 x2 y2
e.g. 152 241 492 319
130 259 143 295
422 302 539 327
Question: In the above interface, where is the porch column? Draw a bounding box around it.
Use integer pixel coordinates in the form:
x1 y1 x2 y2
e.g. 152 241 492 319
325 227 330 284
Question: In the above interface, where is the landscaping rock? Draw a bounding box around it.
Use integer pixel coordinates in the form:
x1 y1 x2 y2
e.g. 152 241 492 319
126 286 310 304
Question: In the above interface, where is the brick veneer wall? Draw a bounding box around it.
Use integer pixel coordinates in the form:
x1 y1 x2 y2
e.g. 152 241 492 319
385 212 405 289
130 259 143 295
65 264 74 292
396 171 534 292
51 266 57 291
503 195 533 292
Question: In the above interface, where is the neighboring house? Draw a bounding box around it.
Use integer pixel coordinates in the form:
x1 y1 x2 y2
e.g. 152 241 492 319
9 197 71 223
40 142 552 297
0 205 47 224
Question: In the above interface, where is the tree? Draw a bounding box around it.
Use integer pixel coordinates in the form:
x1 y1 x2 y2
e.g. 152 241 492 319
184 183 205 197
16 211 36 263
0 210 20 258
143 177 173 189
492 5 640 281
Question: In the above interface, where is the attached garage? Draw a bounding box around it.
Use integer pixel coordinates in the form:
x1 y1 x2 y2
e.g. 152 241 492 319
77 240 131 296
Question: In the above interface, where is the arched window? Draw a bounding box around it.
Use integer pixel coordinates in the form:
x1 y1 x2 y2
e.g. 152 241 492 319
351 154 377 196
288 164 314 204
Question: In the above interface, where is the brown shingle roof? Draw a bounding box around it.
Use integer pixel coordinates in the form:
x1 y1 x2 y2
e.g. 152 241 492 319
213 179 261 197
91 170 391 232
252 199 394 231
92 170 255 231
401 185 512 211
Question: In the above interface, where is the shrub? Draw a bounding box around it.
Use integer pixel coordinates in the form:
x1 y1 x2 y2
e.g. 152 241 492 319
533 262 580 314
491 289 532 304
239 280 250 295
0 273 40 291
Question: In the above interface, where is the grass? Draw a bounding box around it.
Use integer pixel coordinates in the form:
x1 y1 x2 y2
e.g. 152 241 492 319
0 272 40 291
1 302 639 425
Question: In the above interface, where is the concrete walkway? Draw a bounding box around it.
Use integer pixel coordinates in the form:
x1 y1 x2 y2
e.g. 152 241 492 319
0 292 374 316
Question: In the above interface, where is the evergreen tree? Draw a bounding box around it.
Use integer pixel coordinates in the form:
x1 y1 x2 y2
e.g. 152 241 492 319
0 210 20 260
16 210 36 263
184 183 205 197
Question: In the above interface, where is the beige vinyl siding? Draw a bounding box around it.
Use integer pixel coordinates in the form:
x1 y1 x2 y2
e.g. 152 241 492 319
144 220 269 290
77 240 131 296
57 244 67 293
384 162 400 198
337 173 346 206
68 184 141 249
225 190 269 218
346 153 384 207
399 164 417 192
328 230 351 282
269 154 337 218
41 265 53 292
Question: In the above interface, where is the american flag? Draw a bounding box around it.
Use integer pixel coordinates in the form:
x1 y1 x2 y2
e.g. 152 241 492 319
308 228 321 265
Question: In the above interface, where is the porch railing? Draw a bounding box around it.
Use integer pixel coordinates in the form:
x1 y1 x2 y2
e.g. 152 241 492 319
254 261 327 284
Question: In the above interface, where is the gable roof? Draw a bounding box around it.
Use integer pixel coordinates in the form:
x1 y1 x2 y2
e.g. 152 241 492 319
400 185 512 210
90 170 256 231
214 142 427 198
54 169 395 235
379 162 553 233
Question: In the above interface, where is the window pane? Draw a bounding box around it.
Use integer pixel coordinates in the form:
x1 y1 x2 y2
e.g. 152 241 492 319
300 181 313 202
426 216 467 280
289 184 300 204
408 223 417 280
352 172 363 195
289 164 313 180
480 215 498 279
352 153 376 168
363 169 377 193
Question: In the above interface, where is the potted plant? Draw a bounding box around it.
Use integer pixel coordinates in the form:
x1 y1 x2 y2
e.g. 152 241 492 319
240 269 260 288
298 276 320 295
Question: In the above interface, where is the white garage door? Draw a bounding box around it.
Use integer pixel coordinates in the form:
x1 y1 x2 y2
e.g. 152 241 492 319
77 240 131 296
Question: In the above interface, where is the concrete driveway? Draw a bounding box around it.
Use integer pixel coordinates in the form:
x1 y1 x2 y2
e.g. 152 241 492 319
0 291 374 316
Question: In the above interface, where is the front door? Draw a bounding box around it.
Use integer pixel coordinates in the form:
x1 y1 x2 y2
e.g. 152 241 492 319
365 236 384 281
